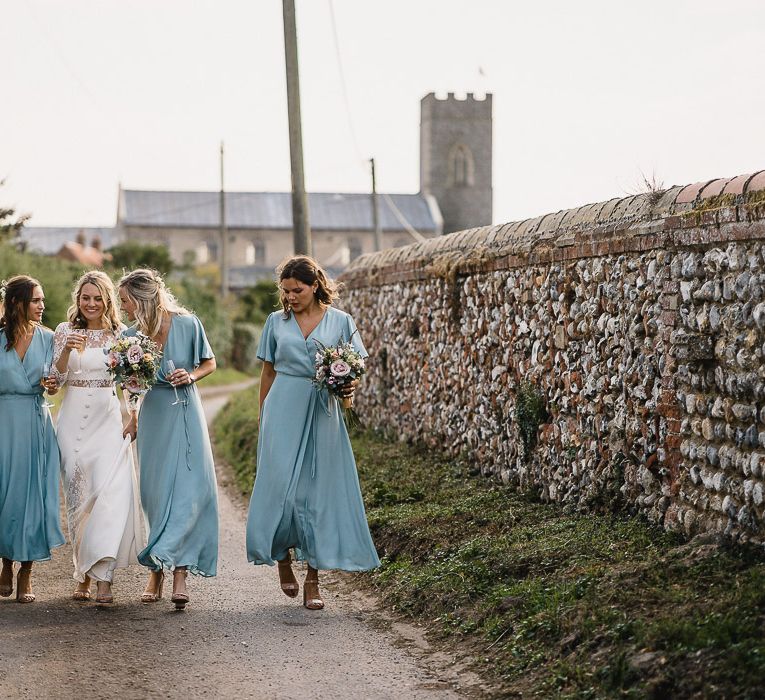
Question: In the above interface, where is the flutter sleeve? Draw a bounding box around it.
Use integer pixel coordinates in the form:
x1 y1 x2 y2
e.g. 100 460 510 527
192 315 215 367
256 312 277 363
50 322 69 385
345 313 368 359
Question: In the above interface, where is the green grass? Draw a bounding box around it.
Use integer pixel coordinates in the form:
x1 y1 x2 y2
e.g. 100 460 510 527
196 367 253 388
211 382 260 494
212 386 765 698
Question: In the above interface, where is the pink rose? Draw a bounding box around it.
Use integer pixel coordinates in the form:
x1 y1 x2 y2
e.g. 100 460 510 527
127 345 143 364
106 352 120 369
124 376 142 394
330 360 351 377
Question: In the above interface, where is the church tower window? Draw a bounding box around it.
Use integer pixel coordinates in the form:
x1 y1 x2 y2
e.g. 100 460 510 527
449 144 475 187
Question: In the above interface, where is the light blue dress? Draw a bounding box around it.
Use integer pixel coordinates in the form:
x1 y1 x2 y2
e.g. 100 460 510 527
246 306 380 572
0 327 65 562
125 314 218 576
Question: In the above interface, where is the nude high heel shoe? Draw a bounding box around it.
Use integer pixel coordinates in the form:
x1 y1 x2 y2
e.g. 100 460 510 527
141 570 164 603
277 554 299 598
0 559 13 597
303 576 324 611
16 565 35 604
72 575 92 601
171 569 189 610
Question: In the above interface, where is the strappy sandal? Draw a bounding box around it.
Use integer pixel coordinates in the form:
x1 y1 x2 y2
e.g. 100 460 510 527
141 570 164 603
0 560 13 597
171 569 189 610
95 581 113 605
16 566 35 604
72 575 92 601
303 577 324 611
277 555 299 598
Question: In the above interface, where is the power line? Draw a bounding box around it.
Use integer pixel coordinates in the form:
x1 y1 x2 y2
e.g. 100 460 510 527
327 0 366 169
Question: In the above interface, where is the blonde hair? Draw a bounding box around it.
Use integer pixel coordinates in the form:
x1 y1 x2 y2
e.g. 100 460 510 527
67 271 122 331
118 268 190 337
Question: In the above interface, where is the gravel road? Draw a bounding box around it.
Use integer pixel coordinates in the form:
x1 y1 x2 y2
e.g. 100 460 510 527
0 384 480 699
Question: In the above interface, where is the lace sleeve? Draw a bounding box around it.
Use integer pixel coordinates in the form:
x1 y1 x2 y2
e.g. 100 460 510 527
51 322 70 385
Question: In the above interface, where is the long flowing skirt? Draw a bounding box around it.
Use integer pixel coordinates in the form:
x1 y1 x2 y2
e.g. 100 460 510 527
58 387 143 582
136 384 219 576
246 374 380 572
0 395 65 562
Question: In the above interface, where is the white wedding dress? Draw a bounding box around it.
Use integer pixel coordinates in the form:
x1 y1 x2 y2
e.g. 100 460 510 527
53 323 144 583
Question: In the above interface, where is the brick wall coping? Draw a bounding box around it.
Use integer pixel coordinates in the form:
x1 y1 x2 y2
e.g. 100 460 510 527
340 170 765 287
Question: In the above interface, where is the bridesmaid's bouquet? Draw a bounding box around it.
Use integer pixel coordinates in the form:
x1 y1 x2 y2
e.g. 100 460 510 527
104 334 163 396
312 336 366 410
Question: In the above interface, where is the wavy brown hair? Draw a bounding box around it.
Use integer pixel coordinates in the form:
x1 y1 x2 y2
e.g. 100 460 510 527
67 271 122 331
277 255 341 318
0 275 42 351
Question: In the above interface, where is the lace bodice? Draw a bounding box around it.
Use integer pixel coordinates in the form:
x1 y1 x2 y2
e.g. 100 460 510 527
53 322 124 386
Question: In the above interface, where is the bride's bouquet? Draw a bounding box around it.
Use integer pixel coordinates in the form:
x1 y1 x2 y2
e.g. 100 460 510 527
104 334 162 398
312 336 366 410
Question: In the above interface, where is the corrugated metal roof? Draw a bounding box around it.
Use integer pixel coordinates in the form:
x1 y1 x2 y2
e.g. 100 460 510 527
20 227 121 254
120 190 439 232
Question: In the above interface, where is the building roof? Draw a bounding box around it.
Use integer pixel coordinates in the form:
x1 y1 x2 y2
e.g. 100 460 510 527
56 241 111 267
119 189 441 233
20 227 121 255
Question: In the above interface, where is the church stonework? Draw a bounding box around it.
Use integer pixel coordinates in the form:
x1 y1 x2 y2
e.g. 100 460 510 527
420 92 493 235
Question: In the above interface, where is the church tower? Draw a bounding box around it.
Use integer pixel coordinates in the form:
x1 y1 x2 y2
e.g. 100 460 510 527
420 92 493 234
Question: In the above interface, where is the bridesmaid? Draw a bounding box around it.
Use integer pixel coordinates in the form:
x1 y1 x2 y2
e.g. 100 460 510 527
246 256 379 610
53 271 143 604
0 275 65 603
118 268 218 609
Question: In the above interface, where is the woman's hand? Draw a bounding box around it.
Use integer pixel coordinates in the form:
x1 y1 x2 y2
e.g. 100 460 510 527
339 379 359 398
65 332 86 353
123 416 138 442
43 378 59 396
167 367 195 387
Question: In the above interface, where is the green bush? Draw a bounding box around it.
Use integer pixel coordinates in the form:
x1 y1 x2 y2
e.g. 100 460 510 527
107 240 173 276
230 322 262 374
0 242 85 328
236 280 280 325
212 383 260 494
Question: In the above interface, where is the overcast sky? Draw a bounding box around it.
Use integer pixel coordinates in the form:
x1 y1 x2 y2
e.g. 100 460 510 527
3 0 764 228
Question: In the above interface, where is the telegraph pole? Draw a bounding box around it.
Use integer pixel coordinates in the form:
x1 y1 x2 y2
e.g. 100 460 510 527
219 141 228 297
370 158 383 251
282 0 311 255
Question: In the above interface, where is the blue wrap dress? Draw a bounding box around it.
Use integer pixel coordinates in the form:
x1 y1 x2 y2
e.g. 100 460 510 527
0 327 65 562
125 314 218 576
246 306 380 572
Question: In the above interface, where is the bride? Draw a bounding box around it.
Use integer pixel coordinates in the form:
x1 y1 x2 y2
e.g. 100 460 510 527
53 271 143 604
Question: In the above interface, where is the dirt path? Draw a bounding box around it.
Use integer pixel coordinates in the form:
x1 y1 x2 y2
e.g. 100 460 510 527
0 384 478 699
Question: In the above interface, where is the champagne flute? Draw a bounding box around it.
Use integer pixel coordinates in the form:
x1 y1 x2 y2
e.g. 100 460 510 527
40 360 54 408
72 330 85 375
166 360 185 406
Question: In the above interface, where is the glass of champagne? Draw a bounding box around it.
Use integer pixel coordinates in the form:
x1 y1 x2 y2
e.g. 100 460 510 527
72 330 85 375
41 361 54 408
166 360 185 406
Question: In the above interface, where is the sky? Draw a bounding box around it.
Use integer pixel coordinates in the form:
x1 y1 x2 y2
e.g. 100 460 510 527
2 0 765 228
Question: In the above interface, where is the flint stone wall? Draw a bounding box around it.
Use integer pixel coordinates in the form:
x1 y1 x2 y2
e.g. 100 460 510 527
339 171 765 542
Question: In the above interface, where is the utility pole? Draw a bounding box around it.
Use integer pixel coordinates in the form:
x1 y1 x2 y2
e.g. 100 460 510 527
370 158 383 252
219 141 228 297
282 0 311 256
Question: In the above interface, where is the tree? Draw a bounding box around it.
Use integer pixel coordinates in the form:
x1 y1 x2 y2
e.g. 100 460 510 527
107 240 173 276
0 180 29 242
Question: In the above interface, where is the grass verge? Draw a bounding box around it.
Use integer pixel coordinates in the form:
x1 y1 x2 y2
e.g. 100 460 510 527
212 386 765 698
196 367 253 388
